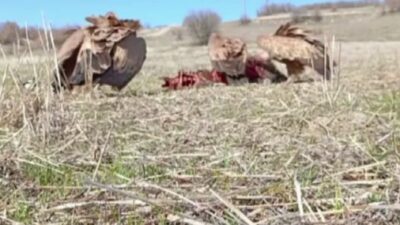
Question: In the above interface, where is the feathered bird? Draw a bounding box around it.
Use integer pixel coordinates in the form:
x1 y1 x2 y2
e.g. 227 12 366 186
208 33 248 82
245 56 287 84
207 32 287 84
161 56 287 90
52 12 146 93
257 22 335 81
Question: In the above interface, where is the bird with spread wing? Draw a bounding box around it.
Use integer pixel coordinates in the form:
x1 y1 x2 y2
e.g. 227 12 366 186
208 32 286 84
162 32 288 90
257 22 336 82
52 12 146 93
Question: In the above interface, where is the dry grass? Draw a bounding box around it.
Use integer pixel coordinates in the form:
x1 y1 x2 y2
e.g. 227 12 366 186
0 13 400 225
222 11 400 43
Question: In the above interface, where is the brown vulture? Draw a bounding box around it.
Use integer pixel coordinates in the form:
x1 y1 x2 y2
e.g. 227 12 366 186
257 22 335 81
52 12 146 93
207 32 287 84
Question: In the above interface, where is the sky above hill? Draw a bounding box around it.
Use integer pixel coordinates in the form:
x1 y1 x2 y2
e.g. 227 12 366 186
1 0 341 28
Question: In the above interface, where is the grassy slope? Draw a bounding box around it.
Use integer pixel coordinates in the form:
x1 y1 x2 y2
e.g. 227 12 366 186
0 10 400 225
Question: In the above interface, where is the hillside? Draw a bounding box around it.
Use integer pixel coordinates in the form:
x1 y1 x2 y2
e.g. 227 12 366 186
0 5 399 225
140 5 400 47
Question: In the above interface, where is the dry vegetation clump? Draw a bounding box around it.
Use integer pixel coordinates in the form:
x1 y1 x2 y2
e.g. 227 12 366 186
302 0 381 10
0 92 42 129
257 0 381 17
183 10 222 45
385 0 400 12
0 13 400 225
291 10 324 24
0 21 80 54
257 3 295 16
170 27 184 41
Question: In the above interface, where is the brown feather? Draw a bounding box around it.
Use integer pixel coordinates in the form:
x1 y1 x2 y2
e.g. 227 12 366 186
208 33 248 77
257 22 335 80
52 12 146 92
85 11 142 31
52 29 86 91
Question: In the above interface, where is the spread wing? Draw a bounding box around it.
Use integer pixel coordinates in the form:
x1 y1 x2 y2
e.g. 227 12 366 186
94 35 147 90
257 22 334 79
53 12 144 92
52 29 85 91
85 11 142 30
208 33 247 77
65 12 146 90
257 35 321 62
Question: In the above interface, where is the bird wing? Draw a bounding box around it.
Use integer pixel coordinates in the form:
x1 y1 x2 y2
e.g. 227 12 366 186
56 29 85 63
54 12 144 91
208 33 247 77
81 16 140 74
95 35 147 90
257 35 321 62
68 18 145 88
52 29 85 91
85 11 142 30
258 22 334 79
257 22 330 61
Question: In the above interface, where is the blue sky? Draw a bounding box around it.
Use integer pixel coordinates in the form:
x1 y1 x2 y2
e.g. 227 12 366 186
1 0 336 28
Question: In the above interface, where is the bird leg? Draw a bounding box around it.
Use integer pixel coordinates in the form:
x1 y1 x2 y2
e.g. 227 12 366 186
284 60 305 83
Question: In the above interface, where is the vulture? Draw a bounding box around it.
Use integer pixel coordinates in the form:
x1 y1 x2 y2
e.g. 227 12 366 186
163 23 337 91
161 56 288 91
257 22 335 81
52 12 146 93
207 32 287 84
208 33 248 82
162 32 289 90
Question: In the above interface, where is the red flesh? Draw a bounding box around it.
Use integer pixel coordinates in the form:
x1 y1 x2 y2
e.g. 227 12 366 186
162 57 274 90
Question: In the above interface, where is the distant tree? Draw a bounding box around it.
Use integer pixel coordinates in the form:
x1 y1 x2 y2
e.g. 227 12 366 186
291 9 309 24
257 3 295 16
385 0 400 12
183 10 221 45
239 14 252 25
52 26 81 47
257 0 382 17
0 22 20 44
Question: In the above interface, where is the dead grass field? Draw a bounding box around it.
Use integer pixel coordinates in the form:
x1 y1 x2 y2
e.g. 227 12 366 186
0 9 399 225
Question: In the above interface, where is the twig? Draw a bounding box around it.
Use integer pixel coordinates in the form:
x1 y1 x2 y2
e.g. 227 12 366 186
370 204 400 211
167 214 212 225
92 129 112 181
136 181 200 208
43 200 147 213
86 180 216 224
294 174 304 222
210 189 256 225
329 161 387 178
86 180 160 207
303 198 319 223
341 179 392 186
256 207 365 224
136 181 226 224
0 216 23 225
